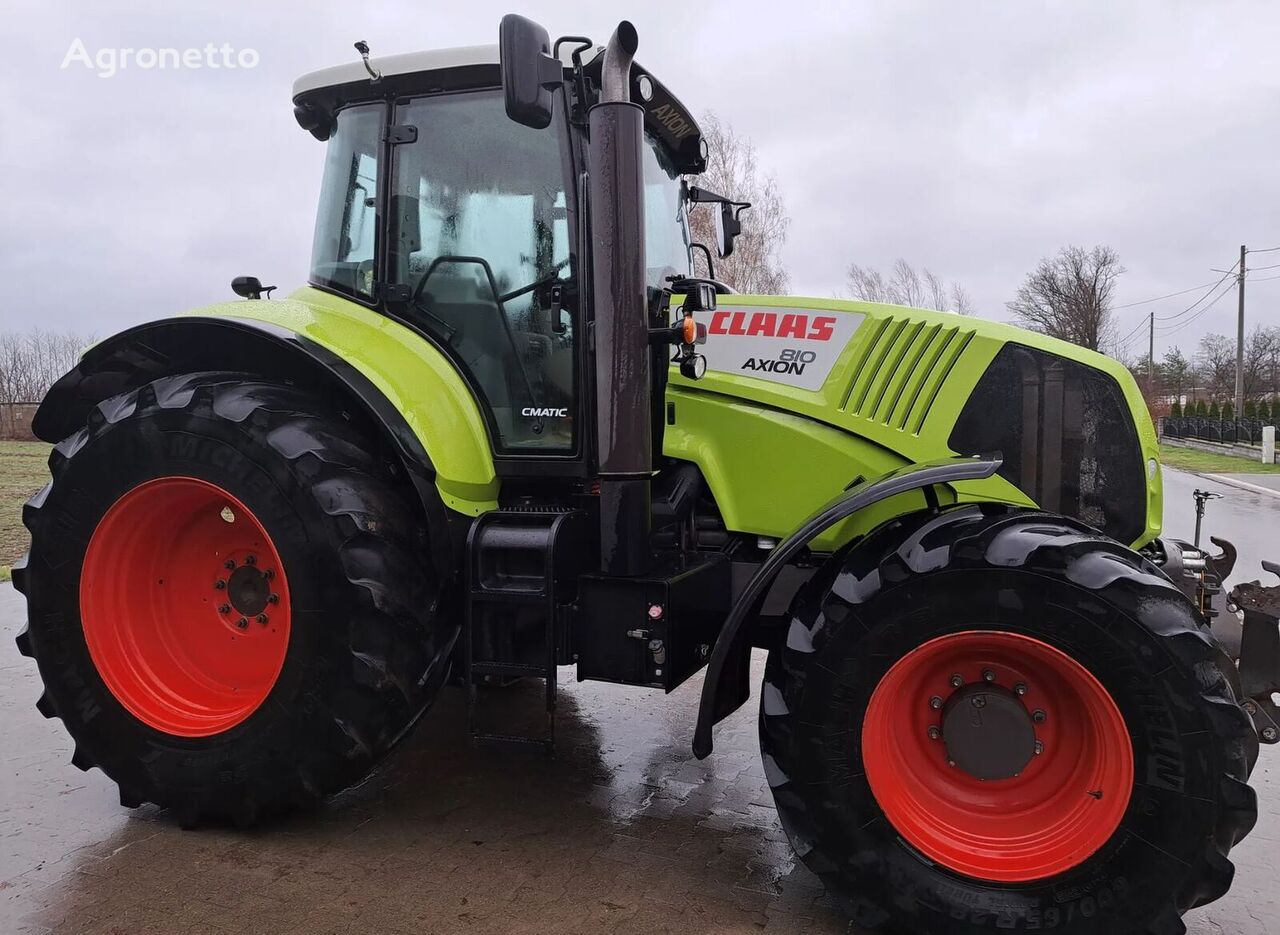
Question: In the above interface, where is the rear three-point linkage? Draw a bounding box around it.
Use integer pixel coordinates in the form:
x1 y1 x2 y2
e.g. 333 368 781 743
1231 562 1280 744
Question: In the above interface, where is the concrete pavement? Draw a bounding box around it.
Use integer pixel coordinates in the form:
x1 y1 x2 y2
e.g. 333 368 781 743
3 472 1280 934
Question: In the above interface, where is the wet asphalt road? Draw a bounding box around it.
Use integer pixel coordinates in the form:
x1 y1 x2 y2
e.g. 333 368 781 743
1 466 1277 935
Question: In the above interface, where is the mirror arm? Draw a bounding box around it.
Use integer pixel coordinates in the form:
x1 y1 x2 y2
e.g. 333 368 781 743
535 51 563 90
690 242 716 279
554 36 595 123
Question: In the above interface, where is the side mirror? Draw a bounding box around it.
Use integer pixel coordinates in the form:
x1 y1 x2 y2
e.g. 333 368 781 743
690 186 748 260
713 204 743 259
499 14 563 129
231 276 275 300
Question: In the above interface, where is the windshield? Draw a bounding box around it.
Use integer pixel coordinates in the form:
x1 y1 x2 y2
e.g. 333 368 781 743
642 135 691 289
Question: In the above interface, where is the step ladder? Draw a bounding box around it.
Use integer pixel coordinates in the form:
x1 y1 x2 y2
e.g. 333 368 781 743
462 508 588 752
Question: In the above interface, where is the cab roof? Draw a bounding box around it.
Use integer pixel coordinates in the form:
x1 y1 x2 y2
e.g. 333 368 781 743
291 42 706 174
293 44 581 100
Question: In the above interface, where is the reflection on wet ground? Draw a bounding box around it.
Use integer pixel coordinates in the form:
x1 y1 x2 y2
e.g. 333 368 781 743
2 470 1277 934
1 585 843 933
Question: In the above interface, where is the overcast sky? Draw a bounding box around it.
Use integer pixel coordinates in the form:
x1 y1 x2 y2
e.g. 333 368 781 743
3 1 1277 362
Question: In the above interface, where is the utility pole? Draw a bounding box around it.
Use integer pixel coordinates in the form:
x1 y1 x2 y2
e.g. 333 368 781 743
1235 244 1246 416
1148 311 1155 396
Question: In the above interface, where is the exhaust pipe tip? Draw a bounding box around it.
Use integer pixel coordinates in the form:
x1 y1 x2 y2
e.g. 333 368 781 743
600 21 639 103
614 20 638 57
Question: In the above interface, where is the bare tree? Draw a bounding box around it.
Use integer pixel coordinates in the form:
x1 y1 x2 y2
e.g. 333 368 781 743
687 112 790 294
1244 325 1278 401
0 329 89 434
1189 328 1280 405
1197 333 1236 400
845 258 974 314
1006 245 1123 351
1263 325 1280 403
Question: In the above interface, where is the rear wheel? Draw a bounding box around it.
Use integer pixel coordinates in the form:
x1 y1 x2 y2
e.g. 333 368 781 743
14 372 456 826
759 505 1258 935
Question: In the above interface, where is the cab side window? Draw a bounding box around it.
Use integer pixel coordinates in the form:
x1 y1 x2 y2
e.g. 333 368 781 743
310 104 381 299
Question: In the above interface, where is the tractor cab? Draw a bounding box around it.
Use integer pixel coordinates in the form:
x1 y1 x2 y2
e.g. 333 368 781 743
293 41 704 460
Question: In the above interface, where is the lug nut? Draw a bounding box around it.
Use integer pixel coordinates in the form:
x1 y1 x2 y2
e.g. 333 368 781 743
982 669 996 683
218 603 231 614
256 614 268 624
264 569 274 581
949 673 964 688
214 579 226 590
1034 741 1044 755
1014 683 1027 696
1032 709 1047 723
245 555 257 566
267 593 279 604
1263 727 1278 743
224 559 236 570
236 617 249 629
929 695 943 710
947 759 957 768
927 725 941 740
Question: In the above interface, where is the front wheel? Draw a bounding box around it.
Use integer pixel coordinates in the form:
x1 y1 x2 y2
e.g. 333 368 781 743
760 506 1258 935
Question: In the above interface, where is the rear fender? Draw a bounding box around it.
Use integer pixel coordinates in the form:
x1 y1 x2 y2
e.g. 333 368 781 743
691 455 1003 758
33 313 480 581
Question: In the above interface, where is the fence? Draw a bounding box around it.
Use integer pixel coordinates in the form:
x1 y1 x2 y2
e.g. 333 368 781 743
1160 416 1274 446
0 402 40 440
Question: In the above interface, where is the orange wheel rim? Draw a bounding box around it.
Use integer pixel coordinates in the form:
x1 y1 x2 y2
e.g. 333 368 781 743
861 630 1133 882
80 477 292 737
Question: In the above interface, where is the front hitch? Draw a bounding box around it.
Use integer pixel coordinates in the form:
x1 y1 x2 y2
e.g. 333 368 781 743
1231 562 1280 744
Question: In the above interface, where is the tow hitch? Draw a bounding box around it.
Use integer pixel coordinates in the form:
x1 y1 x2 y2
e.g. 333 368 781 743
1231 563 1280 744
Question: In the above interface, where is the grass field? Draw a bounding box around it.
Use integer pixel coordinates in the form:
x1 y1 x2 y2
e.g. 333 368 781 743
1 440 51 582
1159 441 1280 476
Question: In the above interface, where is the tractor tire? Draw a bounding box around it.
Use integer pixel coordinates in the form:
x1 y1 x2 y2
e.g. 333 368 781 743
13 372 456 827
760 505 1258 935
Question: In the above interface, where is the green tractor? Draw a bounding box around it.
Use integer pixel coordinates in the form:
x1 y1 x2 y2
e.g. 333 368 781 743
13 15 1273 934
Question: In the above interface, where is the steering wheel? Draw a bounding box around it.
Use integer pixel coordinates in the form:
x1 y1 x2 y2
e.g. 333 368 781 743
407 255 542 415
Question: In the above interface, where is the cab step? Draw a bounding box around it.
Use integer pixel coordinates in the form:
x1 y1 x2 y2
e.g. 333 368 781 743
462 508 589 752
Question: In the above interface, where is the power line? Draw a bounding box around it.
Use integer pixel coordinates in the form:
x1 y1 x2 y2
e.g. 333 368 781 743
1154 280 1236 337
1113 319 1150 359
1112 279 1222 310
1247 262 1280 273
1248 245 1280 253
1116 315 1149 344
1155 280 1235 335
1154 264 1239 322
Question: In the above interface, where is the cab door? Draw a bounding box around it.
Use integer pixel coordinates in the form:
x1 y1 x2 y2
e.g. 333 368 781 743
383 87 582 466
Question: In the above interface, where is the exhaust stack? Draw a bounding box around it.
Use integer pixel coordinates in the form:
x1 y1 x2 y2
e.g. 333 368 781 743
588 21 651 575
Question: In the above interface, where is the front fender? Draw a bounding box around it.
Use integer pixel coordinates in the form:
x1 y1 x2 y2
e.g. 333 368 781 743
691 455 1003 759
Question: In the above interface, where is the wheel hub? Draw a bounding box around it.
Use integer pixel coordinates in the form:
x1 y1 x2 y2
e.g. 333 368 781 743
225 562 273 619
941 684 1036 780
